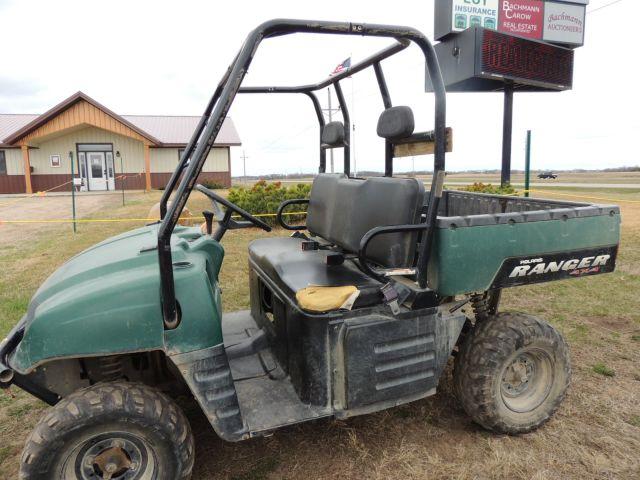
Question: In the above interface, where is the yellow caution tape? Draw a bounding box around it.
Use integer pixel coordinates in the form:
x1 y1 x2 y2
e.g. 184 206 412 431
0 211 308 225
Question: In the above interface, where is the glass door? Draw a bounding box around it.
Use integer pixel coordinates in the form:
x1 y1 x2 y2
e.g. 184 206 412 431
87 152 107 191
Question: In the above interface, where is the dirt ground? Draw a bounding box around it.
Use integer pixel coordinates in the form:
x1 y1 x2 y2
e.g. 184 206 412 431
0 186 639 479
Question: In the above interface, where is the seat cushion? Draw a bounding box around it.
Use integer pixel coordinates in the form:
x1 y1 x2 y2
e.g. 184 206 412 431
249 237 381 306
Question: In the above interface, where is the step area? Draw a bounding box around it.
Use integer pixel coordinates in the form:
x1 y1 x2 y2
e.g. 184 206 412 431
222 310 331 436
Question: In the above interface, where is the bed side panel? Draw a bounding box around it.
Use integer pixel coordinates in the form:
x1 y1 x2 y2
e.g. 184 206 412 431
429 213 621 295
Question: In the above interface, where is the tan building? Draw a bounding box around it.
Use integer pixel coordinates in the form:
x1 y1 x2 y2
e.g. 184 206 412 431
0 92 240 194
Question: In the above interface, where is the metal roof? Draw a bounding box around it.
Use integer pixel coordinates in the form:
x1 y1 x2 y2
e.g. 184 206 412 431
123 115 241 146
0 92 240 147
0 114 38 146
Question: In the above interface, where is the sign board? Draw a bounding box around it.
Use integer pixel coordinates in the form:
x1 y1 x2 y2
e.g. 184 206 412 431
435 0 587 47
543 2 586 45
450 0 500 32
499 0 545 39
426 27 574 92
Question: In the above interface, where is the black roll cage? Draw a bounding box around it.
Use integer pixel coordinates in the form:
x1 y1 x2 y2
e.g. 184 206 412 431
157 19 447 329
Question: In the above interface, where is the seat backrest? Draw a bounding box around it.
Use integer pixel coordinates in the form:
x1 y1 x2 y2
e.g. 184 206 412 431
321 121 345 147
377 106 415 141
307 174 425 268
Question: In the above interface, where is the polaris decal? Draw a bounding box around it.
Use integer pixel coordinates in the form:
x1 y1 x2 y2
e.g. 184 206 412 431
490 246 618 289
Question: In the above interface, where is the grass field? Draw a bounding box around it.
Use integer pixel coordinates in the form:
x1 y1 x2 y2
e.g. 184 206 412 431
0 186 639 479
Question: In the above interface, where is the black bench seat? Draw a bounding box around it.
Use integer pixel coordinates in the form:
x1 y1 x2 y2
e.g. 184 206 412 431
249 174 425 311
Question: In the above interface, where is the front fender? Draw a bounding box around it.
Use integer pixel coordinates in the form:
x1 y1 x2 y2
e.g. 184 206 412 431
7 226 225 375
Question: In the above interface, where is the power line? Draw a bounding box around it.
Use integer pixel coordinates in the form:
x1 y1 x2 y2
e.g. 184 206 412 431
587 0 625 14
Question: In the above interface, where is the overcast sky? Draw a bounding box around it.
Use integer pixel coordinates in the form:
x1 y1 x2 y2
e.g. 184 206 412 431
0 0 637 175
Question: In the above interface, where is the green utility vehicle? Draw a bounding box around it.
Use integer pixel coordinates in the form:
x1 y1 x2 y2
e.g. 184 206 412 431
1 20 620 479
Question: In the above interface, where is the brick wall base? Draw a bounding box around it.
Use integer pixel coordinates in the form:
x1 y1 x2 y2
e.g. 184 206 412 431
0 171 231 194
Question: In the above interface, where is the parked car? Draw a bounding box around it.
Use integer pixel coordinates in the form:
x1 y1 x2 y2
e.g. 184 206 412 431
538 171 558 179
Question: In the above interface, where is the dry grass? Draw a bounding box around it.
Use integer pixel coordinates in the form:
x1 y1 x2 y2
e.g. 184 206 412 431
0 187 639 479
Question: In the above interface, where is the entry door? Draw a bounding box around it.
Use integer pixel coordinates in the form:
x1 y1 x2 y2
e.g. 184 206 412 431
87 152 107 191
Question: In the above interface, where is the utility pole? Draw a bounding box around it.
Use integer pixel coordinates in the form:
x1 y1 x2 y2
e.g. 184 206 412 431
322 88 341 173
240 150 249 184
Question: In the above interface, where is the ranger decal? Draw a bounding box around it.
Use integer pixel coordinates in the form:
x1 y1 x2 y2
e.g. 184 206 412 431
491 246 618 289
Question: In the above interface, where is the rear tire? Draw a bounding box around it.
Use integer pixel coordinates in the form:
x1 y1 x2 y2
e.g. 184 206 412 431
454 312 570 434
19 381 194 479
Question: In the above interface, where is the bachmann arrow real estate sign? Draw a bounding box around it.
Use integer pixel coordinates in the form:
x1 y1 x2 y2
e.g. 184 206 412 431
435 0 588 47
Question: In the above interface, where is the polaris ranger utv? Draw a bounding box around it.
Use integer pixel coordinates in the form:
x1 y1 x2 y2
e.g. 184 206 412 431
0 20 620 479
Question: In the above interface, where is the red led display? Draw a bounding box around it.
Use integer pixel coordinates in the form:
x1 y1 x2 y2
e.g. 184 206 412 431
481 29 573 88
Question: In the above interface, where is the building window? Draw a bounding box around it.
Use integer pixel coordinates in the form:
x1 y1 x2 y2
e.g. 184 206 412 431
0 151 6 175
78 152 87 180
50 154 61 168
106 152 114 178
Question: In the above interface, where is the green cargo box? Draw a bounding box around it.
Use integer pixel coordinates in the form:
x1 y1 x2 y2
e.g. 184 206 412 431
427 191 621 296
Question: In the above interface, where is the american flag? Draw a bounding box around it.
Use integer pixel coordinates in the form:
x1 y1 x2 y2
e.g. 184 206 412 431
330 57 351 76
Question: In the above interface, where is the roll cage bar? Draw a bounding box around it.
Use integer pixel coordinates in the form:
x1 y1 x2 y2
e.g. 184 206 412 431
158 19 447 329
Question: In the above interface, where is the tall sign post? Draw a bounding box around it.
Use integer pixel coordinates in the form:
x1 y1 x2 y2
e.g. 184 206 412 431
429 0 588 186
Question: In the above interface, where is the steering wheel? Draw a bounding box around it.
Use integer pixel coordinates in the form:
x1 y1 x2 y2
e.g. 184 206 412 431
196 184 271 240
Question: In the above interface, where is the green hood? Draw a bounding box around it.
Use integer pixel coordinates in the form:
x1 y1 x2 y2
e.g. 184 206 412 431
10 225 225 373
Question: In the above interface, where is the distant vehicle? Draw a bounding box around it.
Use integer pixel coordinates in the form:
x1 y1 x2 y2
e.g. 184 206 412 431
538 171 558 179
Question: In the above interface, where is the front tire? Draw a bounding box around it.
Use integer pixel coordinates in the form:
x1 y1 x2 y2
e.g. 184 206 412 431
454 312 571 434
20 381 194 479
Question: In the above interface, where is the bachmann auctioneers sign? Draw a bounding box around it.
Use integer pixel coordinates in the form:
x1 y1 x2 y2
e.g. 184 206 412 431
435 0 587 47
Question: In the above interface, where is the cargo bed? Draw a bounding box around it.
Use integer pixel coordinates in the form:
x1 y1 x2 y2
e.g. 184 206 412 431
428 191 621 296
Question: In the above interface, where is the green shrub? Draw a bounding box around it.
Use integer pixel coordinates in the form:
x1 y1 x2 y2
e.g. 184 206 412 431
458 182 518 196
200 179 226 190
227 180 311 226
